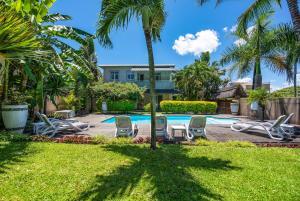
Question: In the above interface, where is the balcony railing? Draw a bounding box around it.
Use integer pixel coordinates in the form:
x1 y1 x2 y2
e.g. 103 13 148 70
134 80 175 89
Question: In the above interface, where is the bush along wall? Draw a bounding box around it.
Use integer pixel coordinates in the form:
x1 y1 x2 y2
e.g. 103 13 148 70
107 100 135 112
160 101 217 114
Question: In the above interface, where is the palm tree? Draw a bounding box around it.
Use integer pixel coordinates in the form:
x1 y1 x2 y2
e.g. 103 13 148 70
197 0 300 41
272 24 300 96
221 12 292 89
97 0 166 150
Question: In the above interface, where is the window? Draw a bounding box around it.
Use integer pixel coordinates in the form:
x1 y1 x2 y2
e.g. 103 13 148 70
155 73 161 81
127 71 135 81
110 71 119 81
138 73 144 81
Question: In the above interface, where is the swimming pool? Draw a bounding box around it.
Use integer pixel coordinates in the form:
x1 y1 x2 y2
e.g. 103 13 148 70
102 115 239 125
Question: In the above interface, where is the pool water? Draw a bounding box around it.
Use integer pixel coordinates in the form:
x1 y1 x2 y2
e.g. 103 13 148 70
102 115 239 125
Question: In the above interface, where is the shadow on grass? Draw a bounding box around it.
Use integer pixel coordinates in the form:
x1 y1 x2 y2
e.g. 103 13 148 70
76 145 240 201
0 141 31 174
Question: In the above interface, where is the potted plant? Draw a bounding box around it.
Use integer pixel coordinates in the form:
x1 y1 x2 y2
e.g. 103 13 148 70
1 89 31 133
230 100 239 115
247 88 269 121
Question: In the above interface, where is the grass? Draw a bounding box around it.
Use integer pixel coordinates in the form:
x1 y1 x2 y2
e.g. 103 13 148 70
0 140 299 201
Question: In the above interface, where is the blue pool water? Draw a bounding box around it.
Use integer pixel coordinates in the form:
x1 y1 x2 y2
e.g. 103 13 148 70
102 115 239 125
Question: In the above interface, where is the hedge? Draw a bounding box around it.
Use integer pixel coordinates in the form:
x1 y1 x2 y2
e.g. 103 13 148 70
97 100 135 112
160 101 217 114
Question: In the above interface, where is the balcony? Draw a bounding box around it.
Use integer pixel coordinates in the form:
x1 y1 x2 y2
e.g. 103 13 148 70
134 80 175 89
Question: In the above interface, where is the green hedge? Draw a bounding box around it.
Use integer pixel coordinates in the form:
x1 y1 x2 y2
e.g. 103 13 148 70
160 101 217 114
107 100 135 112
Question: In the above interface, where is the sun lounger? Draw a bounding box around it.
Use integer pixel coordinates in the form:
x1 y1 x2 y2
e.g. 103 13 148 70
36 113 89 138
185 116 207 140
155 116 169 139
115 116 138 137
269 113 295 137
231 115 289 140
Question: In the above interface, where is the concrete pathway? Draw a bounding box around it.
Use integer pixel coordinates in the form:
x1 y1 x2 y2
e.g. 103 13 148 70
74 113 300 143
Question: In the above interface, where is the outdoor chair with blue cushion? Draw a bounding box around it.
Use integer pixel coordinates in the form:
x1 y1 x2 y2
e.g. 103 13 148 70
115 116 138 137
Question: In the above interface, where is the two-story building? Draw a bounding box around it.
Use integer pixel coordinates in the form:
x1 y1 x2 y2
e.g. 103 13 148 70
100 64 178 108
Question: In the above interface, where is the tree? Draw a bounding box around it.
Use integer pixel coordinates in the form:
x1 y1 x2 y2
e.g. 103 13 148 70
97 0 166 150
197 0 300 42
221 12 292 89
174 52 225 100
272 24 300 96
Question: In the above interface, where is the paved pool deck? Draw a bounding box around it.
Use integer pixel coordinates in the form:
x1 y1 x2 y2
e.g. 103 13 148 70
74 114 300 143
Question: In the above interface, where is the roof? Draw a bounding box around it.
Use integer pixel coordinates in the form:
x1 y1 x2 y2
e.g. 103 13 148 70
145 89 180 94
100 64 175 68
216 85 247 99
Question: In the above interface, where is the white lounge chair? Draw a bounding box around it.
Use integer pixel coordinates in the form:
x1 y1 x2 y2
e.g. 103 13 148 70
115 116 138 137
231 115 289 140
269 113 295 137
185 116 207 140
155 116 169 139
36 114 89 138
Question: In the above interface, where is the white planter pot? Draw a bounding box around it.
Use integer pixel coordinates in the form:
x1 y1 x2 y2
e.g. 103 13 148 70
102 102 107 113
250 101 259 111
230 103 239 115
1 105 28 134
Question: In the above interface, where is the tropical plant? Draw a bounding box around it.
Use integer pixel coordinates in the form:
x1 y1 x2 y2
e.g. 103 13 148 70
4 0 57 23
221 12 292 89
247 87 270 120
174 52 225 100
197 0 300 41
272 23 300 96
0 4 49 101
97 0 166 150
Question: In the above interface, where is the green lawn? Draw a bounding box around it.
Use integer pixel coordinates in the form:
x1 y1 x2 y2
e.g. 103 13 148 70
0 141 299 201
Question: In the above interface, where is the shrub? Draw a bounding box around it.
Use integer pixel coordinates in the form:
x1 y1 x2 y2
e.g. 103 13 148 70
92 82 145 102
160 100 217 114
107 100 135 112
91 135 109 144
144 103 151 112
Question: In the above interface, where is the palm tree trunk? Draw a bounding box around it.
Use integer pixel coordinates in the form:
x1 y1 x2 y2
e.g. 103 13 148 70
286 0 300 41
144 29 157 150
294 60 298 97
253 58 262 89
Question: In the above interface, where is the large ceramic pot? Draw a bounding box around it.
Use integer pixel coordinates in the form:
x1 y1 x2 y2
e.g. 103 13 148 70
250 101 259 111
230 102 239 115
1 105 28 133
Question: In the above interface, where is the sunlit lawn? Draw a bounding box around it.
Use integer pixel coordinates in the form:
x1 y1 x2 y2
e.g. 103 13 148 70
0 140 299 201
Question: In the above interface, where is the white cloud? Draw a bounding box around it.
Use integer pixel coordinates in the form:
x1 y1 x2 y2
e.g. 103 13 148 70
230 24 237 33
234 77 252 83
223 27 228 32
172 29 221 57
234 38 247 46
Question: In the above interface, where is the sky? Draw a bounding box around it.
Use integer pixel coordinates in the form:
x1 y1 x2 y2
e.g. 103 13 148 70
50 0 295 91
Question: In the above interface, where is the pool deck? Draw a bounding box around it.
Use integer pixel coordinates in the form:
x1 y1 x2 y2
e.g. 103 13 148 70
74 113 300 143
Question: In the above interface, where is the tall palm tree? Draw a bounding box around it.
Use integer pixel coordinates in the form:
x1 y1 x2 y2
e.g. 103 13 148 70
197 0 300 40
97 0 166 150
272 24 300 96
221 12 292 89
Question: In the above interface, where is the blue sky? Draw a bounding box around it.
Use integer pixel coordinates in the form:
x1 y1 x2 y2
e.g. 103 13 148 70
50 0 293 91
